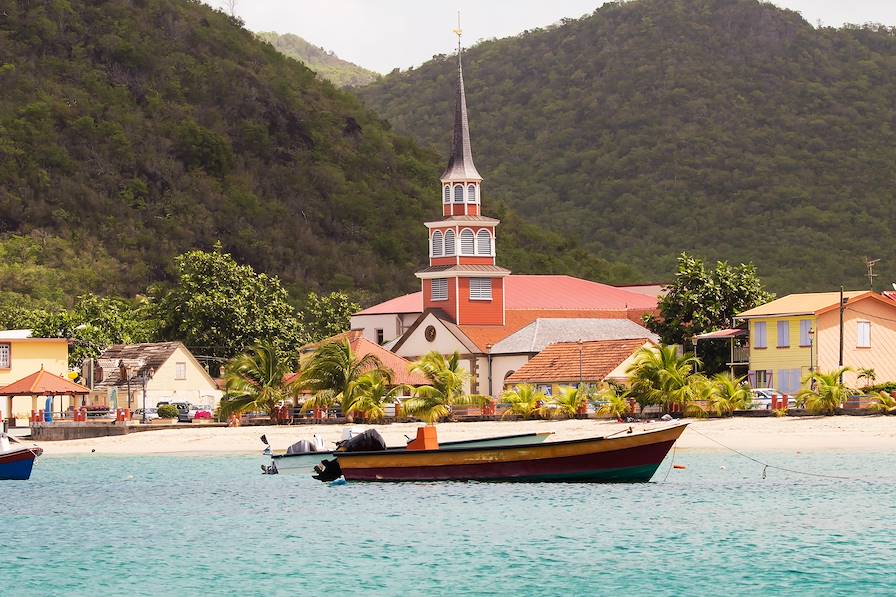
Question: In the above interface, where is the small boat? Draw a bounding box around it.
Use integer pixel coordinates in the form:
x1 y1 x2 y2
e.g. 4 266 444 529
265 431 554 475
0 432 43 480
314 425 687 483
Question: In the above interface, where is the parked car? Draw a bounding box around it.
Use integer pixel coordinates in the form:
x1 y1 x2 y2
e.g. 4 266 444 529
750 388 796 409
133 408 159 421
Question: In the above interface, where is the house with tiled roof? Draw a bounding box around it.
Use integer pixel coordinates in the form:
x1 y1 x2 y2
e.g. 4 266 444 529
348 36 661 398
0 329 71 425
92 342 222 411
504 338 655 396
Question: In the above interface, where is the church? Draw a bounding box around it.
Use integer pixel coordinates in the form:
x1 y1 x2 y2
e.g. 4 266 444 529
350 36 662 398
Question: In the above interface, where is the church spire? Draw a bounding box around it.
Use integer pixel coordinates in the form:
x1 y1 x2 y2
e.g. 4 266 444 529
441 15 481 181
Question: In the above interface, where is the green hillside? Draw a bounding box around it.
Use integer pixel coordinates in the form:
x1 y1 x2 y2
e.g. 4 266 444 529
0 0 634 310
256 32 379 87
358 0 896 292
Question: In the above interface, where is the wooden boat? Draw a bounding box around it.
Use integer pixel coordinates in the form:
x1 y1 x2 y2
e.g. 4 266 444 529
268 432 554 475
317 425 687 483
0 433 42 480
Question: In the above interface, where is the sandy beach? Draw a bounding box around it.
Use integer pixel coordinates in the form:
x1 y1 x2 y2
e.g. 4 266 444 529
30 416 896 455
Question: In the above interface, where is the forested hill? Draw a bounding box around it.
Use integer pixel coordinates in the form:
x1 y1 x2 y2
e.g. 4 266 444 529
358 0 896 292
256 32 380 87
0 0 634 310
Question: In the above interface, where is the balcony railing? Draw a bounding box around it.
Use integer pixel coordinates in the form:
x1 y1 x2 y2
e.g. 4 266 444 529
729 345 749 365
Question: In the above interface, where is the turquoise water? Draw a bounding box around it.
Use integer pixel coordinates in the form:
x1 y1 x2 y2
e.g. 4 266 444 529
4 452 896 596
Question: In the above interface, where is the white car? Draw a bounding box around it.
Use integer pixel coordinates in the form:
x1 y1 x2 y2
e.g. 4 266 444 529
750 388 796 409
133 408 159 420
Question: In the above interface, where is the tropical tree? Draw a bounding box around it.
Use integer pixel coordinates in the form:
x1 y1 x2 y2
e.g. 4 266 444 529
345 370 406 423
546 386 591 419
708 373 751 417
403 351 485 424
795 368 854 415
220 342 302 421
626 345 702 413
595 386 631 419
870 392 896 415
643 253 773 374
501 384 547 420
857 368 877 388
301 339 384 417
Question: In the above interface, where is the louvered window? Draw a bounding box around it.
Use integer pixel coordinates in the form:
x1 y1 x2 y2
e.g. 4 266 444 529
454 185 463 203
431 231 443 257
0 343 9 368
444 230 455 255
476 230 491 255
443 185 450 203
459 229 475 255
431 278 448 301
469 278 492 300
467 184 477 203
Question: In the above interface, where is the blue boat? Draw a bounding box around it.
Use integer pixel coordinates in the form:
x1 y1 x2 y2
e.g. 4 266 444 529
0 433 42 480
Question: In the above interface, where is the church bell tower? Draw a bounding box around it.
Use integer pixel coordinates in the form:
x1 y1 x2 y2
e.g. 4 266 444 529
415 23 510 326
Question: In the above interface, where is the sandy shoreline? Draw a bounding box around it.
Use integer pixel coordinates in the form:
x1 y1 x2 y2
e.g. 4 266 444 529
28 416 896 456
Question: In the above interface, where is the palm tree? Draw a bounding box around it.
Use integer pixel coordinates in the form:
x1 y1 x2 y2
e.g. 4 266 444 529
300 339 385 418
708 373 751 417
345 370 407 423
795 368 853 415
501 384 546 420
595 386 631 419
626 345 701 413
221 343 301 421
546 386 591 419
870 391 896 415
857 368 877 388
403 351 485 424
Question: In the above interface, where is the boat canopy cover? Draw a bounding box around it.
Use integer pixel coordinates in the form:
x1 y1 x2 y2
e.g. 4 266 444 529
337 429 386 453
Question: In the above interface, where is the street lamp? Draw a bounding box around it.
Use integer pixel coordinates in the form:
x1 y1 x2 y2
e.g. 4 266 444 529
141 367 156 424
808 328 815 373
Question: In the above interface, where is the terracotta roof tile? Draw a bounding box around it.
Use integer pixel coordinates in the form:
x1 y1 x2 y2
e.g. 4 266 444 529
504 339 651 385
0 368 90 396
299 331 428 387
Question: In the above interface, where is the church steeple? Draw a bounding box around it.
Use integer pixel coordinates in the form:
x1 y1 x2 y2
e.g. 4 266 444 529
416 19 509 327
441 35 481 182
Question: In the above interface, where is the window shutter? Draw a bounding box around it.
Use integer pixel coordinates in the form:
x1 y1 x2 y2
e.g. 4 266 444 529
476 230 491 255
431 279 448 301
443 186 450 203
467 184 477 203
454 185 463 203
443 230 455 255
777 321 789 348
460 229 475 255
431 231 443 257
469 278 492 300
747 370 756 387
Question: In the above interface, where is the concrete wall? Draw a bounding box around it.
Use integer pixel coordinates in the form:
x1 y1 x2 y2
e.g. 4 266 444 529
817 298 896 386
349 313 404 344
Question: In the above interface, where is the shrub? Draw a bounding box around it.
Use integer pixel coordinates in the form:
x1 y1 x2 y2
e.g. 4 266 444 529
157 404 179 418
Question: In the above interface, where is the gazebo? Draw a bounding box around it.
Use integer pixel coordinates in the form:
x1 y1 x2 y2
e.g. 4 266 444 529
0 367 90 424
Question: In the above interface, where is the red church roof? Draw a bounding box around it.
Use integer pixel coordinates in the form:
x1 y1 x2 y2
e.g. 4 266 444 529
296 331 428 387
356 275 658 316
0 368 90 396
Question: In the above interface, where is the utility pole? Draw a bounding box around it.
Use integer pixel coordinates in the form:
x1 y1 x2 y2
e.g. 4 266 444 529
839 286 849 383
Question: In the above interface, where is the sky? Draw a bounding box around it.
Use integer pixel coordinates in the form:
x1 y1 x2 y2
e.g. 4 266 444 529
213 1 896 73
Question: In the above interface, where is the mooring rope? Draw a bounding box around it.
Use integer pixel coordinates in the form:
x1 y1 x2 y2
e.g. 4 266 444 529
661 444 677 483
687 426 868 482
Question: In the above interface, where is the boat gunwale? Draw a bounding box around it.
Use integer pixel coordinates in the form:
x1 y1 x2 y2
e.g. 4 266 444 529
333 424 687 460
270 431 555 461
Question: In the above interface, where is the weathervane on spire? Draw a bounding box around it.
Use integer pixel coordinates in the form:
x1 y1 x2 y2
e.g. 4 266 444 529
452 10 462 54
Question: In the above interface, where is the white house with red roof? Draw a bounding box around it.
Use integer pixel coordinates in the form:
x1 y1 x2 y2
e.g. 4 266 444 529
350 35 661 398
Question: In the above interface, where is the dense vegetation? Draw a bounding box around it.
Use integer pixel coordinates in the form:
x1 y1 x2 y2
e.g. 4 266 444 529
359 0 896 292
0 0 631 314
256 32 380 87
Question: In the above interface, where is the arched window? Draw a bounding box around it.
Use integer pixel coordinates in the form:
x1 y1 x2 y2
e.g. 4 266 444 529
454 184 464 203
443 230 456 255
467 184 477 203
443 185 450 204
476 230 491 255
460 229 475 255
431 231 443 257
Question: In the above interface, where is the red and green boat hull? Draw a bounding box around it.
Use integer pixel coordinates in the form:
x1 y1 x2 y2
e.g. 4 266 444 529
334 425 686 483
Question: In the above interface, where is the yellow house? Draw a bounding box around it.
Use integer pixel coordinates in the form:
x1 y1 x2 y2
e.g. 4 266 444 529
737 291 896 392
0 329 71 422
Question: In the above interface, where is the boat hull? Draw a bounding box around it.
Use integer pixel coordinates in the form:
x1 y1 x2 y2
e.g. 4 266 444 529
271 432 553 475
335 425 686 483
0 446 42 481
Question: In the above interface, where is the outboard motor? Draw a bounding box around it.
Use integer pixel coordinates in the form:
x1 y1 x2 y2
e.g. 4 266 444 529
312 458 342 482
336 429 386 453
